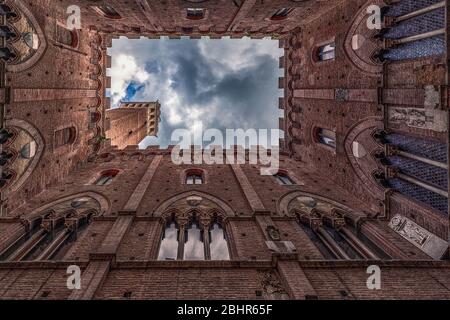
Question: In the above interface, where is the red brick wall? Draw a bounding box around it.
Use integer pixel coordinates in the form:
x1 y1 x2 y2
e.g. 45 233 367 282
106 107 149 149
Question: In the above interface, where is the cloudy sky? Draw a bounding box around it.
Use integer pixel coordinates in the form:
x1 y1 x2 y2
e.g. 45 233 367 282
107 36 284 149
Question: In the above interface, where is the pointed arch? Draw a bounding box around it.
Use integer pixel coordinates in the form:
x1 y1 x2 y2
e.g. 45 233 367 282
3 119 44 194
154 190 236 218
343 117 385 200
343 0 384 75
5 0 47 73
277 190 365 221
16 191 111 221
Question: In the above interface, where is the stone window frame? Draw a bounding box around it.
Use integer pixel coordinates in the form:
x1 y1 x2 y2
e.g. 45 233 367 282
91 5 123 20
182 168 207 185
53 126 77 150
273 169 297 186
54 21 79 49
5 1 48 73
270 8 294 21
1 119 44 195
312 126 337 152
185 8 207 20
157 208 231 261
91 169 122 186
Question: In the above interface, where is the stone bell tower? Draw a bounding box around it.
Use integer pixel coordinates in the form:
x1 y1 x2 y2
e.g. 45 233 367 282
105 101 161 149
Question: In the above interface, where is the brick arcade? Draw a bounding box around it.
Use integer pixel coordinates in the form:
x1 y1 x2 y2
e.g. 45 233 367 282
0 0 449 300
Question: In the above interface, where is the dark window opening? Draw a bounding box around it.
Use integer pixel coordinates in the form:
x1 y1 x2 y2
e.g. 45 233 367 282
94 169 119 186
271 8 293 20
315 42 336 61
187 8 205 20
54 127 76 148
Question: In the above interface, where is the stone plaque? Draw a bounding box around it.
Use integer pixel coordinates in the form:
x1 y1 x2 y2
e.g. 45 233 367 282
389 106 447 132
389 214 447 260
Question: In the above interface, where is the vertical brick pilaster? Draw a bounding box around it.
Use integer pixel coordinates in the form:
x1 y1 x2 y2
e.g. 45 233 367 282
227 0 257 32
122 155 163 212
254 214 275 240
95 216 134 256
229 163 266 212
277 260 318 300
68 261 110 300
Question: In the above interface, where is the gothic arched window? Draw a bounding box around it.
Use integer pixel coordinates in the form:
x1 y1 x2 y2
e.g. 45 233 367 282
158 212 230 261
3 1 47 72
0 196 100 261
209 222 230 260
158 220 179 261
0 121 44 193
379 1 445 61
184 220 205 260
378 133 448 216
292 196 384 260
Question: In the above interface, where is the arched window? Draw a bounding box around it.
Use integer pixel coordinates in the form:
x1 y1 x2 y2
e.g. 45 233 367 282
158 214 230 261
292 196 385 260
184 220 205 260
92 5 122 19
378 1 445 61
94 169 119 186
1 121 44 193
3 1 47 72
0 196 100 261
274 172 295 185
185 169 204 185
186 8 205 20
56 24 78 48
271 8 293 20
210 222 230 260
315 128 336 148
315 42 336 61
54 127 76 148
378 133 448 216
158 221 179 261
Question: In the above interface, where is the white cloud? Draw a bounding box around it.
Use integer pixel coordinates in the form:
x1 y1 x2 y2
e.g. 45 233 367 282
198 37 283 74
109 54 149 107
108 37 282 149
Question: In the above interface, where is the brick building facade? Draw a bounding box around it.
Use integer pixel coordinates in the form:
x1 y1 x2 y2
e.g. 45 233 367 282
0 0 449 300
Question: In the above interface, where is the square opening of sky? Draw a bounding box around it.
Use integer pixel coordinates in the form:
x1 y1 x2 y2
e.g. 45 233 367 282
107 37 284 149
